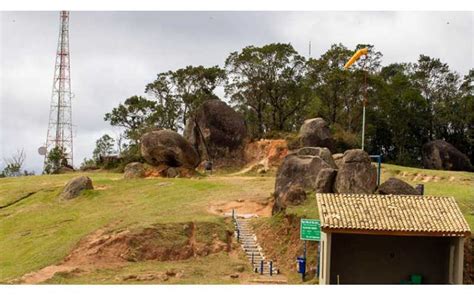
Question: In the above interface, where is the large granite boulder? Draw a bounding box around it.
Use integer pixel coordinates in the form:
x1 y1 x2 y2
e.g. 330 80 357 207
376 177 420 195
124 162 145 179
332 153 344 169
422 140 472 171
272 185 306 214
184 99 247 165
60 176 93 200
298 118 334 152
273 147 337 213
333 149 377 194
141 130 200 169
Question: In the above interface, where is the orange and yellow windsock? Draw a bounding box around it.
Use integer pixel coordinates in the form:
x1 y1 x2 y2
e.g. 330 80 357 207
343 47 368 69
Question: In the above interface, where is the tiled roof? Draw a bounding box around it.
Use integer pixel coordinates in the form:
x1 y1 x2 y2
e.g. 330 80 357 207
316 193 471 236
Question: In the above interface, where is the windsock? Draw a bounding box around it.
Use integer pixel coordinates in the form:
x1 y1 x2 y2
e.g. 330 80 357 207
343 47 369 69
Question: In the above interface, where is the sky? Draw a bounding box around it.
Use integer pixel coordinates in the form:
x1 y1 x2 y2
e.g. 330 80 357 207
0 11 473 174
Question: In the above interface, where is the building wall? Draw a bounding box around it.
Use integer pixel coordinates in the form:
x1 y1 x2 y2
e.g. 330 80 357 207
329 233 455 284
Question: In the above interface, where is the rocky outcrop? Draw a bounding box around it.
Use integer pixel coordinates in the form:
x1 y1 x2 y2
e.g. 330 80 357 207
376 177 420 195
184 99 247 166
141 130 200 169
273 147 337 213
332 153 344 169
333 149 377 194
60 176 93 200
124 162 145 179
422 140 472 172
315 168 337 193
298 118 334 152
272 185 306 214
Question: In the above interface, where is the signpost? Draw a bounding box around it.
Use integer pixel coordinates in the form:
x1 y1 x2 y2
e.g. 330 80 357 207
299 219 321 281
300 219 321 241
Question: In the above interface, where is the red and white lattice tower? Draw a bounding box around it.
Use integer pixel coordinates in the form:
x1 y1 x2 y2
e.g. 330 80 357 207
43 11 74 169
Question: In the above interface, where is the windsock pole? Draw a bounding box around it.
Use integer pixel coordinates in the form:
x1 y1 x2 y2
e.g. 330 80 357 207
344 47 369 151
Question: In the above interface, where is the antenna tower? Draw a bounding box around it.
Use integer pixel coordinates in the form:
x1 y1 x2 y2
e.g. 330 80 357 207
43 11 74 169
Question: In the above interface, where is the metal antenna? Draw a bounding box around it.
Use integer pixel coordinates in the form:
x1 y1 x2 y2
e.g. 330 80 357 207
43 11 74 169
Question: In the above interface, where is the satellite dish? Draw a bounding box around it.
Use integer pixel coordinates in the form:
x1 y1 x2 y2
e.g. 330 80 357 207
38 146 47 156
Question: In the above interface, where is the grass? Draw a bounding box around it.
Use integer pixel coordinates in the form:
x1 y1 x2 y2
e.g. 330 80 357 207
0 163 472 284
0 172 273 283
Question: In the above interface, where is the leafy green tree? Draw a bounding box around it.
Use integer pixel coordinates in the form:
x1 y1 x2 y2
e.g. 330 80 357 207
145 65 225 128
104 96 159 144
369 63 430 165
44 146 68 174
2 149 26 177
93 134 116 162
225 43 311 138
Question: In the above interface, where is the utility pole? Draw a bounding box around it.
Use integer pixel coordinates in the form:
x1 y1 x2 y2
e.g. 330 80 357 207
308 41 312 58
42 11 74 169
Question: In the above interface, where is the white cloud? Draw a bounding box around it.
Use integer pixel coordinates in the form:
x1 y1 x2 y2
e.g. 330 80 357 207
1 11 473 173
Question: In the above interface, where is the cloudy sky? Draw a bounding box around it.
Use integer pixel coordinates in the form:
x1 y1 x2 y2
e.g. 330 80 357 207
0 11 473 173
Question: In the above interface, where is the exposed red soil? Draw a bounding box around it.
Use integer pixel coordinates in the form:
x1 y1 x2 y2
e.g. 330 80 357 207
234 139 288 174
18 221 232 284
209 198 273 218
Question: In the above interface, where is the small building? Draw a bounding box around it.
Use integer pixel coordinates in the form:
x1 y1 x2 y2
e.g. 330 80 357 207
316 193 471 284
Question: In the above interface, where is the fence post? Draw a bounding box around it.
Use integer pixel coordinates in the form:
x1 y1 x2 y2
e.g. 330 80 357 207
252 252 254 264
260 260 264 275
270 261 273 276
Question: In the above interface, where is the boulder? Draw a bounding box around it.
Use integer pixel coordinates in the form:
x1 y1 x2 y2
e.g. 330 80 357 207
332 153 344 169
272 185 306 214
124 162 145 179
141 130 200 169
315 168 337 193
298 118 334 151
333 149 377 194
377 177 420 195
422 140 472 171
60 176 93 200
184 99 247 165
273 147 337 213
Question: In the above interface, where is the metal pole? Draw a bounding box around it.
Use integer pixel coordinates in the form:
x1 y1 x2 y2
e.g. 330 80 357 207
252 252 254 264
362 62 367 151
377 155 382 186
316 242 321 278
362 104 366 151
260 260 264 275
270 261 273 276
304 240 307 259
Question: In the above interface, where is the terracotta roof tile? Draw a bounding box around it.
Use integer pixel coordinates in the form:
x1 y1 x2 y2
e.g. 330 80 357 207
316 193 471 236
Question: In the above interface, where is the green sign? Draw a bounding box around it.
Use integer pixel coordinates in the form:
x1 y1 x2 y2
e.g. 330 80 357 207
300 219 321 241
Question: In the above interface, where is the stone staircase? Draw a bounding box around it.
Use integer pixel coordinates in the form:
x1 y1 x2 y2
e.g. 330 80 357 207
234 217 279 276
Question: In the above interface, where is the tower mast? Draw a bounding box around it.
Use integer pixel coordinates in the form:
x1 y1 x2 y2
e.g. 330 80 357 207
43 11 74 170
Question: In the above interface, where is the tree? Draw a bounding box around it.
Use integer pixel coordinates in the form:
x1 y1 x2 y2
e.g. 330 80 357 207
412 55 461 140
369 63 430 165
93 134 116 162
145 65 225 129
44 146 68 174
225 43 311 138
2 149 26 177
104 96 159 144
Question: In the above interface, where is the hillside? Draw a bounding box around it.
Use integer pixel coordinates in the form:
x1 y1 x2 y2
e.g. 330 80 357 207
0 164 472 284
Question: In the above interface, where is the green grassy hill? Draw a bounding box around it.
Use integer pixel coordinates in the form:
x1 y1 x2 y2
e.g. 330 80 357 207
0 164 472 284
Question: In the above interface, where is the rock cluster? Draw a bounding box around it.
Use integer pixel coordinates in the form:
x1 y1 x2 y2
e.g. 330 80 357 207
422 140 472 172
